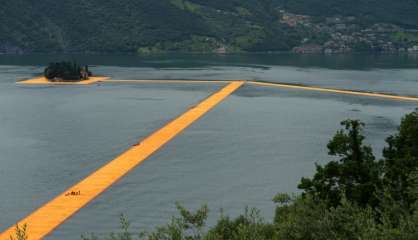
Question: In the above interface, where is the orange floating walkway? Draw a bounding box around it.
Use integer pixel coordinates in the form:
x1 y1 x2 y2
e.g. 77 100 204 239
15 77 418 102
0 81 244 240
248 81 418 102
104 79 231 84
17 76 110 85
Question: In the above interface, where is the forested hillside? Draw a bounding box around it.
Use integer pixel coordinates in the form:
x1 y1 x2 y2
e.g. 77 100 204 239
1 0 417 54
274 0 418 28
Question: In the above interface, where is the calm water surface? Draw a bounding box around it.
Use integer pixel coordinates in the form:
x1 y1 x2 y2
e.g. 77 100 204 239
0 54 417 239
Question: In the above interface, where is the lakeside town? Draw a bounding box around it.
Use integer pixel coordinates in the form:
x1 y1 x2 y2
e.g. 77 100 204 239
280 10 418 54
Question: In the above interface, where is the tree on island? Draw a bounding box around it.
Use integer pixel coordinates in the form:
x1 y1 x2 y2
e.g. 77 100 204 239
44 61 92 82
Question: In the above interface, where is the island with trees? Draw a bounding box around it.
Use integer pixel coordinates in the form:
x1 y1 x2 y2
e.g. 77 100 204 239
44 61 92 82
17 61 109 85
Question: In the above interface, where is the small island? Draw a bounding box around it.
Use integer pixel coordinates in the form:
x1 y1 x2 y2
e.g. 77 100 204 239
44 61 92 82
17 61 109 85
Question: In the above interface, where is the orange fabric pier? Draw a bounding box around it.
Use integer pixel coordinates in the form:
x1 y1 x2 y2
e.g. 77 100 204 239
17 76 109 85
248 81 418 102
0 81 244 239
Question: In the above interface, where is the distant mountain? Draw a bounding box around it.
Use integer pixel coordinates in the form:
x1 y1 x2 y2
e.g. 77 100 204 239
1 0 417 54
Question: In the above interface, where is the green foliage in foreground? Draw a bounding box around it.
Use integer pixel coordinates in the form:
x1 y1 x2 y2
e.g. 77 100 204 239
299 120 382 208
10 110 418 240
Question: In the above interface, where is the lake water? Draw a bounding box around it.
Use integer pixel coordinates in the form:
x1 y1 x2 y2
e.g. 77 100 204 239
0 54 417 239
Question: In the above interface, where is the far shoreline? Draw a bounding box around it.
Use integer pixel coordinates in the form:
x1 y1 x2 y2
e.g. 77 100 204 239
1 51 418 56
1 53 416 70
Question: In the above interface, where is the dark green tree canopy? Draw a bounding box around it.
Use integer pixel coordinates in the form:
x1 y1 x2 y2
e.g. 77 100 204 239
299 120 382 207
383 109 418 207
44 61 91 81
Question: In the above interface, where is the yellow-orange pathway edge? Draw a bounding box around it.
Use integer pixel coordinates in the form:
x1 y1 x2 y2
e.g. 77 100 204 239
248 81 418 102
0 81 244 240
17 76 110 85
104 79 231 84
